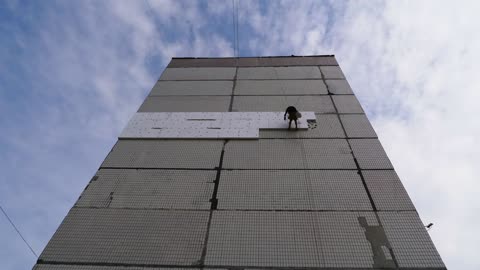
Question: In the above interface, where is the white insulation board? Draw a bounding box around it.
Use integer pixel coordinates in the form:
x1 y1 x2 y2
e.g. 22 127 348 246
120 112 316 139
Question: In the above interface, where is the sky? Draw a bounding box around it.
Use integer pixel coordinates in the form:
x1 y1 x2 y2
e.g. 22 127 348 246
1 0 479 269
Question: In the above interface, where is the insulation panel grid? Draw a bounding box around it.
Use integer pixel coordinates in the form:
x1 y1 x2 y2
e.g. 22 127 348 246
149 80 234 96
205 211 378 268
340 114 378 138
160 67 236 80
362 170 416 210
349 139 394 169
319 212 380 268
325 79 354 94
138 96 231 112
379 212 446 269
34 266 226 270
222 139 356 169
320 66 346 79
205 211 322 267
101 140 223 169
39 208 209 266
332 95 364 113
217 170 372 210
237 66 322 79
76 169 216 210
234 80 328 95
259 114 344 138
232 96 336 113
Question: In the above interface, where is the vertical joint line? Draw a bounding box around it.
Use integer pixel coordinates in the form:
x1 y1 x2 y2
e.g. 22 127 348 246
229 67 238 112
210 141 227 210
354 159 377 211
199 210 213 267
319 66 378 211
320 66 399 267
200 140 227 265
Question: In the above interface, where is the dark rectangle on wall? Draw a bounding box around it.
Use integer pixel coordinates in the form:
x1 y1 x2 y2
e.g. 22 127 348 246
168 56 338 68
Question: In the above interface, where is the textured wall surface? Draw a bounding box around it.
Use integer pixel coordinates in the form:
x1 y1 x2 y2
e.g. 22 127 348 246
34 56 446 270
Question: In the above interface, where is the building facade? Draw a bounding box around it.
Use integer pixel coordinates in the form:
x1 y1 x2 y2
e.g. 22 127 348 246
34 56 446 269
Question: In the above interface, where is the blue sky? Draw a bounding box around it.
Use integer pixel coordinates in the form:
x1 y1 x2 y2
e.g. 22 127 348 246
1 1 479 269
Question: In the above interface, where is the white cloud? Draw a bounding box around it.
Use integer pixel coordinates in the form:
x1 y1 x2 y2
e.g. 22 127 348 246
240 1 480 269
0 1 233 269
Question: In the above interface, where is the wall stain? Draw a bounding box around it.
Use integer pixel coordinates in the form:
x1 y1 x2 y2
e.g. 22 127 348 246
358 216 396 268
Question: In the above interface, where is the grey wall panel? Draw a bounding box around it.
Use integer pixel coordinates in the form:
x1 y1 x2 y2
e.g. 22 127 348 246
232 96 335 113
160 67 236 80
217 170 372 210
326 79 354 94
168 58 237 68
340 114 378 138
237 56 338 67
138 96 231 112
259 56 337 66
350 139 394 169
222 139 356 169
320 66 346 79
150 81 233 96
101 140 223 169
234 80 327 95
363 170 415 210
168 56 338 67
379 212 446 269
259 114 344 138
34 266 222 270
76 169 215 210
332 95 364 113
237 66 321 80
39 208 209 265
205 211 379 268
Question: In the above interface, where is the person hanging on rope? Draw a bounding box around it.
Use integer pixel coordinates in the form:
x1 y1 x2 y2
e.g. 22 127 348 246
284 106 302 130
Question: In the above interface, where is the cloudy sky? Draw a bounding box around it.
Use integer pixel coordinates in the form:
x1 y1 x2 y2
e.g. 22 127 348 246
1 0 479 269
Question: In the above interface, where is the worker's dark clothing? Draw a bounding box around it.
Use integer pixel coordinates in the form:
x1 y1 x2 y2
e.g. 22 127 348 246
284 106 299 130
284 106 298 120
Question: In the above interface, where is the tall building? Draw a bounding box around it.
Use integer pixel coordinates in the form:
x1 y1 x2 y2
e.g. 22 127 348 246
34 56 446 270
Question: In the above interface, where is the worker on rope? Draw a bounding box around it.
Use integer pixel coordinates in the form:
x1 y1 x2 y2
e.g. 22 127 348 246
284 106 302 130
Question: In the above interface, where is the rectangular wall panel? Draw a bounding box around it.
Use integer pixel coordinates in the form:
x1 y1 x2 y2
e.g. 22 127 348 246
237 56 338 66
205 211 379 268
350 139 394 169
138 96 231 112
340 114 378 138
232 96 335 113
325 79 354 94
379 212 446 269
237 66 322 79
39 208 209 266
222 139 356 169
34 266 220 270
320 66 346 79
217 170 372 210
150 81 233 96
167 56 338 67
235 80 328 95
101 140 223 169
160 67 236 80
332 95 364 113
363 170 415 210
76 169 216 210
